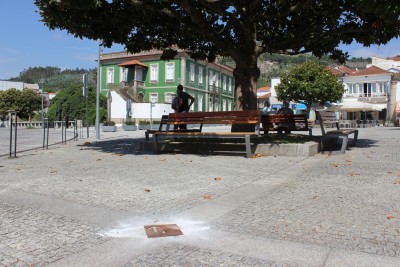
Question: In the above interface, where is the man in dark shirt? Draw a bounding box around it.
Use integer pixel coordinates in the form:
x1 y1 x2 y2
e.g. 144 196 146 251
176 84 195 129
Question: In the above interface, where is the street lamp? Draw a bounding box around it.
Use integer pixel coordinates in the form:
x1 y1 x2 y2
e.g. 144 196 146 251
95 40 102 139
39 78 45 125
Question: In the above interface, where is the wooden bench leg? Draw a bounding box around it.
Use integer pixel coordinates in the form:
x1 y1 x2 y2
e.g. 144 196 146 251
145 131 150 141
245 135 251 158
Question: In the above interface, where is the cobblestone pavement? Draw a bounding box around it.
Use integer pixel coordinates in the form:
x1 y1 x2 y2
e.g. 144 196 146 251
0 126 399 266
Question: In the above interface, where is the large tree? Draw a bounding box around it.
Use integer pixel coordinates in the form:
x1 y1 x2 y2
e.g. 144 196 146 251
35 0 400 110
47 85 107 125
275 61 344 117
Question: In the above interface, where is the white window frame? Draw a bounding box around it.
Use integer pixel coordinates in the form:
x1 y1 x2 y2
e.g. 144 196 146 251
215 73 219 87
150 64 159 83
198 67 203 85
164 92 175 104
222 99 226 111
209 70 214 85
190 63 195 83
107 67 114 84
223 76 227 91
149 93 158 103
120 67 128 82
198 95 203 111
228 78 232 92
228 100 232 111
165 62 174 82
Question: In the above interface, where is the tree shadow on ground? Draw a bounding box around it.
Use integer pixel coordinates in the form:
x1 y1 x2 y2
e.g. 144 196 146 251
77 138 144 155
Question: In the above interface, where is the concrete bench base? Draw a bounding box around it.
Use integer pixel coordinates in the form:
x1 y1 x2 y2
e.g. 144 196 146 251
141 140 320 157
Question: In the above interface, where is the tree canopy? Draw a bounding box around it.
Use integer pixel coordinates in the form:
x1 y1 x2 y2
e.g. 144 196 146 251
275 61 344 115
47 84 107 125
0 89 42 121
35 0 400 110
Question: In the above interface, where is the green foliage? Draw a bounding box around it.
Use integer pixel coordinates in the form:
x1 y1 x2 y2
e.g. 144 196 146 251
9 66 96 92
47 85 107 125
124 120 136 125
102 121 115 126
35 0 400 109
0 88 42 121
275 62 344 109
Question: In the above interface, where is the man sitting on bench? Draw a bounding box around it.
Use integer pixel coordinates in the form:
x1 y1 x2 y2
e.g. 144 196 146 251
277 100 294 134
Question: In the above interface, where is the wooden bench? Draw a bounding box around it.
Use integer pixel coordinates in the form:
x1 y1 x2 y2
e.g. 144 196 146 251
145 115 201 141
153 111 260 158
316 110 358 154
260 114 312 136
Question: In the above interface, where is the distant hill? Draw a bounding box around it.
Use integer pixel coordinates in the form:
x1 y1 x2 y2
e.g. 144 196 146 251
8 66 96 92
8 54 371 91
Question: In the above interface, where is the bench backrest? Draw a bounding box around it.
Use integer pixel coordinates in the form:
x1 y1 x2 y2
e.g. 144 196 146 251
167 111 260 126
261 114 308 127
157 115 169 131
316 110 339 135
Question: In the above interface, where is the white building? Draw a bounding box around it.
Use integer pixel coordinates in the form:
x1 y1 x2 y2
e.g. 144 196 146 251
0 80 39 91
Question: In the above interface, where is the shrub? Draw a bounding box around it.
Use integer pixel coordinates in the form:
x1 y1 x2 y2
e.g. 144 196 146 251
124 120 136 125
103 121 115 126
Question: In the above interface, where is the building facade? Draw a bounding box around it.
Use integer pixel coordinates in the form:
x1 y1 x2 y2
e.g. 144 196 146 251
99 49 235 121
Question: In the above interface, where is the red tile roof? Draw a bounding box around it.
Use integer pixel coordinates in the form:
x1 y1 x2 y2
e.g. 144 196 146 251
257 86 271 91
325 66 355 76
389 56 400 61
348 66 391 76
118 60 148 68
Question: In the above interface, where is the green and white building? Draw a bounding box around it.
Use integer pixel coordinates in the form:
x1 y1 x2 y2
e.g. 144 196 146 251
99 48 235 122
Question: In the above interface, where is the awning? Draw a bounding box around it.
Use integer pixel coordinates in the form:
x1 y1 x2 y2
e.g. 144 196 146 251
328 100 385 112
257 92 271 99
395 101 400 113
118 60 148 68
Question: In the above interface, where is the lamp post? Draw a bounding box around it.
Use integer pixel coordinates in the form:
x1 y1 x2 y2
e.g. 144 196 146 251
95 40 101 139
39 78 46 148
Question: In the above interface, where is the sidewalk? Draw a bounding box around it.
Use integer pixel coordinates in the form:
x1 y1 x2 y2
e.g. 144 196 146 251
0 126 399 266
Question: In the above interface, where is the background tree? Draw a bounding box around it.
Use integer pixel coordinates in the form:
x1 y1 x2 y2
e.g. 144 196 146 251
275 61 344 117
19 89 42 122
47 85 107 125
0 88 42 122
35 0 400 110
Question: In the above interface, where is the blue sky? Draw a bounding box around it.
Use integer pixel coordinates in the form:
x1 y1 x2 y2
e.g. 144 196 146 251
1 1 399 80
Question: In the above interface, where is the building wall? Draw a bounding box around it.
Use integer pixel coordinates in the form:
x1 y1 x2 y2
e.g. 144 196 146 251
100 51 235 120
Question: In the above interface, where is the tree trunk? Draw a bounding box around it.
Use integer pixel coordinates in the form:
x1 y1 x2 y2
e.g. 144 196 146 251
231 60 260 132
233 62 260 111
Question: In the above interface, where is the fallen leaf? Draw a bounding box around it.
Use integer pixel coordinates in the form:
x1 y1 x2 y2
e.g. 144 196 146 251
343 163 351 166
387 216 395 220
345 159 352 163
203 195 212 200
349 172 360 176
250 153 263 158
96 158 101 161
144 188 151 192
159 158 166 161
388 171 393 174
333 163 339 168
393 179 400 184
214 177 222 181
312 195 318 200
50 169 58 174
84 142 91 145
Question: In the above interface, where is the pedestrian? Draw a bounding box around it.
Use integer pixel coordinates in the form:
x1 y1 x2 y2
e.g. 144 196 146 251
176 85 195 129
